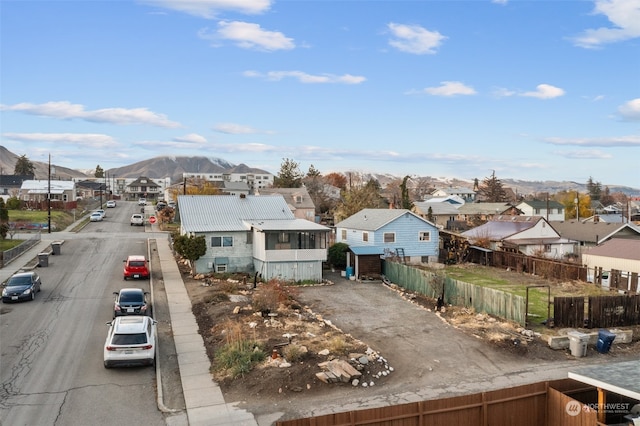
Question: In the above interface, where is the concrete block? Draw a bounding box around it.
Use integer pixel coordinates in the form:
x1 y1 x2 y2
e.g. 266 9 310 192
610 328 633 344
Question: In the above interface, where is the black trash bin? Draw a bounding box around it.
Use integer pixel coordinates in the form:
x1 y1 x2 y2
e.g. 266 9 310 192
52 242 61 255
596 330 616 354
38 252 49 267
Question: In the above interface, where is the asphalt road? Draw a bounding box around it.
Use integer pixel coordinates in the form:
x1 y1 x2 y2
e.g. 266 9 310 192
0 203 171 426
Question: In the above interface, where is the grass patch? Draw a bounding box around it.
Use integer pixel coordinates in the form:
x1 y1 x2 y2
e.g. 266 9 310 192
8 210 77 232
214 321 265 378
0 240 24 250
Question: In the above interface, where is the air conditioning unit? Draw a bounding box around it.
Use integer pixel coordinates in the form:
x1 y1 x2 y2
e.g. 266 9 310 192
216 265 227 272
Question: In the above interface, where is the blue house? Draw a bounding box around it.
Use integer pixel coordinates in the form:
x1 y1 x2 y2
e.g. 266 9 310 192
334 209 439 279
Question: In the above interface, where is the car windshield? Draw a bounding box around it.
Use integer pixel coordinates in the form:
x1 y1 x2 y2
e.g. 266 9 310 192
119 292 143 303
7 276 30 287
112 333 148 345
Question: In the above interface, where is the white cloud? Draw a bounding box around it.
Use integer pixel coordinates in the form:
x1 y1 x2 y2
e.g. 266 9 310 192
387 23 447 55
2 132 118 147
214 123 261 134
492 87 517 98
571 0 640 48
618 98 640 121
0 101 181 128
492 0 509 4
543 135 640 147
421 81 477 97
553 149 613 159
201 21 294 51
243 70 366 84
520 84 565 99
173 133 208 143
139 0 271 19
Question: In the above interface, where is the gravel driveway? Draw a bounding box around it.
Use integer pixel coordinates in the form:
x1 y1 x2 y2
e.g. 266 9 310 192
250 271 617 424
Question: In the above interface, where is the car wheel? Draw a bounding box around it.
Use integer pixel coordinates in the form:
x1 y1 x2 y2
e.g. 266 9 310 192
104 361 111 369
123 276 127 280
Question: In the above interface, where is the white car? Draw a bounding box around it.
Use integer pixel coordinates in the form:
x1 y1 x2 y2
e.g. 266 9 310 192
90 212 103 222
106 200 116 208
103 316 156 368
138 198 146 206
95 209 106 218
130 214 144 226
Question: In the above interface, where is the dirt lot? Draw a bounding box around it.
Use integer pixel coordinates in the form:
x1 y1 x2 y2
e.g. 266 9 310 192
179 259 640 423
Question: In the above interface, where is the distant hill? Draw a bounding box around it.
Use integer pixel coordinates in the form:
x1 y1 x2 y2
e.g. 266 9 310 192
0 146 89 180
105 155 269 184
1 146 638 196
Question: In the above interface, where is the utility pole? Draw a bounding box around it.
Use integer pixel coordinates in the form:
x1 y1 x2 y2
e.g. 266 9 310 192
47 154 51 233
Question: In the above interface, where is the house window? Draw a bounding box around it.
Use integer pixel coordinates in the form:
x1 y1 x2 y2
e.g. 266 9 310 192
211 236 233 247
341 229 347 240
419 231 430 242
383 232 395 243
278 233 290 243
545 244 551 252
362 231 368 242
534 208 541 215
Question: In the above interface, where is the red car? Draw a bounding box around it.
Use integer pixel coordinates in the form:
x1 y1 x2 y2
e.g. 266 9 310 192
123 255 150 280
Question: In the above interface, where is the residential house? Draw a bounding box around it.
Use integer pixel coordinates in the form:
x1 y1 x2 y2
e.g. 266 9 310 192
462 215 574 259
256 187 316 222
549 220 640 256
334 209 439 279
516 199 565 221
19 179 76 205
75 180 106 200
430 186 476 202
0 175 33 199
581 238 640 293
125 176 162 201
216 181 251 197
183 164 274 192
412 201 460 229
177 194 330 282
456 202 519 226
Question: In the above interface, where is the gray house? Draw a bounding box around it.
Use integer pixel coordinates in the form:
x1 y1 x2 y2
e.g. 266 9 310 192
178 194 330 282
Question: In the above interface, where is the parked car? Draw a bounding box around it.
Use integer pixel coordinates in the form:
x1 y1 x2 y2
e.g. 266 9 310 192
90 212 103 222
95 209 106 218
138 198 146 206
156 202 167 211
130 214 144 226
103 315 156 368
113 287 150 317
123 255 150 280
106 200 116 208
2 271 42 303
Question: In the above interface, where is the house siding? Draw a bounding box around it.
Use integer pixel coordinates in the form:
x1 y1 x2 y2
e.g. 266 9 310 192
336 213 438 259
254 260 323 282
193 231 254 273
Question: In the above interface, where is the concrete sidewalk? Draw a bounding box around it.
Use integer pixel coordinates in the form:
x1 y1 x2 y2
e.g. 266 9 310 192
155 236 258 426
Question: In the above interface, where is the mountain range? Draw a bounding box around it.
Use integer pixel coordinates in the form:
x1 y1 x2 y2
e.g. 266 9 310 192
1 146 638 196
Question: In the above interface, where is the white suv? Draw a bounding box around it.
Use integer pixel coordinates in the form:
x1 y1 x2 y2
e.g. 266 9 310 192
103 316 156 368
130 214 144 226
138 198 146 206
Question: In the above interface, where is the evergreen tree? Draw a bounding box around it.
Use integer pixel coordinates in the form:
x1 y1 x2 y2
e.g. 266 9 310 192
172 234 207 274
478 171 507 202
586 176 602 201
95 165 104 178
334 178 385 221
400 176 414 210
14 154 35 176
0 198 8 223
273 158 303 188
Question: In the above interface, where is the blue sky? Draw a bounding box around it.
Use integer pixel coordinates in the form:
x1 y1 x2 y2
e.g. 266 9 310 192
1 0 639 187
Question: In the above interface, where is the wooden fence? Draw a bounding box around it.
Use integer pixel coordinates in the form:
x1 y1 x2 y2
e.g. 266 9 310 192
490 251 587 281
384 262 526 325
277 378 638 426
553 295 640 328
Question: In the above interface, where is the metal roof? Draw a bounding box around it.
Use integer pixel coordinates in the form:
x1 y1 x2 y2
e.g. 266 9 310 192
549 221 640 244
349 246 385 255
178 195 295 233
21 180 75 191
462 217 542 240
335 209 435 231
457 202 513 215
248 219 329 232
414 201 460 215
